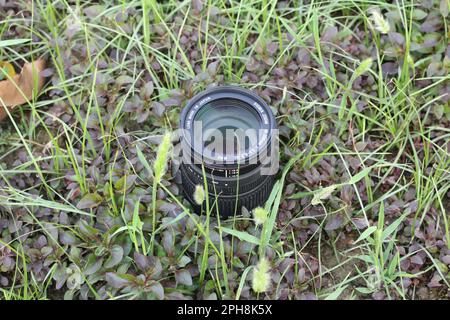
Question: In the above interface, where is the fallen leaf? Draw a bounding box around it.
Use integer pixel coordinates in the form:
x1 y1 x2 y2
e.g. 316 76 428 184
0 61 16 80
0 59 45 122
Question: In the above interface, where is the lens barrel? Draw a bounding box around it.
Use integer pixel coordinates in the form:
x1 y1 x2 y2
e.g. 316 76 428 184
179 86 278 217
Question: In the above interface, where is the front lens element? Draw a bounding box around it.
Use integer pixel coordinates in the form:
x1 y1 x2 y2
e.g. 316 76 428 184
194 98 261 158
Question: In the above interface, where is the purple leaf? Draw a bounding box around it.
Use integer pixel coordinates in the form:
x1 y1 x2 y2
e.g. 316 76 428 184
106 273 133 289
40 68 54 77
77 220 100 238
77 193 102 209
152 101 165 117
84 255 103 276
134 252 149 271
297 268 306 283
60 231 78 245
104 245 124 269
382 62 397 75
297 48 311 65
114 175 137 191
302 292 318 300
150 282 164 300
53 266 68 290
162 231 174 256
207 61 219 76
401 277 411 288
411 254 424 266
116 75 134 86
266 42 278 55
372 291 385 300
321 26 338 42
161 98 179 107
428 274 442 288
441 255 450 265
142 81 154 98
352 217 369 229
192 0 203 12
35 235 47 249
388 32 405 46
175 269 193 286
325 215 343 231
83 5 106 18
420 19 441 32
137 109 150 123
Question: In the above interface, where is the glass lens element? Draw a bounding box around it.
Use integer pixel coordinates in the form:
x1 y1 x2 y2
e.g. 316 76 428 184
193 98 261 157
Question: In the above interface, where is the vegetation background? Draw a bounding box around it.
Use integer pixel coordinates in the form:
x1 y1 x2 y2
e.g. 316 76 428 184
0 0 449 300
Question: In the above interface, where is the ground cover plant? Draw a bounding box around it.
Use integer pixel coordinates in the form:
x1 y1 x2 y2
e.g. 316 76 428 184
0 0 449 300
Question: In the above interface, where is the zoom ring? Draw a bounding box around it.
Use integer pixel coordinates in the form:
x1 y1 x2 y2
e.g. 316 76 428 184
181 163 269 195
181 168 275 217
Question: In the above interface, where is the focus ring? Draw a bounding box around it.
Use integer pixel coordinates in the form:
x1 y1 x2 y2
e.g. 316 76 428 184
182 172 275 218
180 163 269 195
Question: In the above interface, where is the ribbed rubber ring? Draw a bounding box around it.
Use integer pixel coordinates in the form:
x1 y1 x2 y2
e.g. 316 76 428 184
181 171 275 218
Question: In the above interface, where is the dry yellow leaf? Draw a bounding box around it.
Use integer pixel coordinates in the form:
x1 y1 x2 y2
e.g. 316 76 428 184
0 61 16 79
0 59 45 122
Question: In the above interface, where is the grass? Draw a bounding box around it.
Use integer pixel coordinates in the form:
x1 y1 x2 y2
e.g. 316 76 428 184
0 0 449 300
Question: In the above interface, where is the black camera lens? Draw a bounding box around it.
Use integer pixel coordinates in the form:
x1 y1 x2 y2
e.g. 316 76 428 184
179 86 278 217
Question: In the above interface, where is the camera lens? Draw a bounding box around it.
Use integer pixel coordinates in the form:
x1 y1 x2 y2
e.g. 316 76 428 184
179 86 278 217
